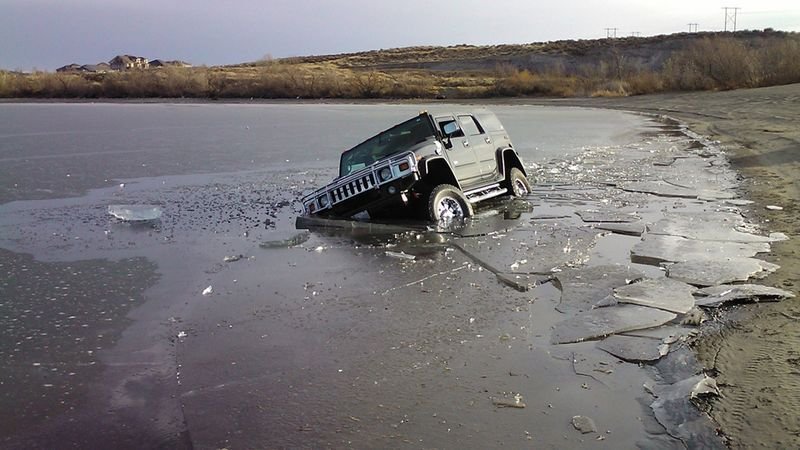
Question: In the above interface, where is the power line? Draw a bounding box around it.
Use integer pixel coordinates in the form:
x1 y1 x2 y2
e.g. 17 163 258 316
604 28 618 38
722 7 741 31
688 23 698 33
630 31 641 37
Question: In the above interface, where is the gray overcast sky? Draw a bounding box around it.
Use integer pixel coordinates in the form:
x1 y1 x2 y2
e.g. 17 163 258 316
2 0 799 70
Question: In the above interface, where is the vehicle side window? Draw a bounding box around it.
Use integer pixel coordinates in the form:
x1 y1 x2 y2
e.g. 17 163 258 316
458 115 483 136
438 119 464 138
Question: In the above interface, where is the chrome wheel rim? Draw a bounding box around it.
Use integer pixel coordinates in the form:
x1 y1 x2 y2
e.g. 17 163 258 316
437 197 464 219
513 179 529 196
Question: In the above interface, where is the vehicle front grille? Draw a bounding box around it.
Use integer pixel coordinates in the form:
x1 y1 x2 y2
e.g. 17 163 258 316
331 173 376 203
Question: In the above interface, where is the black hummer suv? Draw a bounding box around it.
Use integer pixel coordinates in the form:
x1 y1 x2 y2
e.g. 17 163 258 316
301 110 531 221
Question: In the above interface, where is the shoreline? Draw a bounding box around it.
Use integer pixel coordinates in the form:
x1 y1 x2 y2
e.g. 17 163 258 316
515 84 800 448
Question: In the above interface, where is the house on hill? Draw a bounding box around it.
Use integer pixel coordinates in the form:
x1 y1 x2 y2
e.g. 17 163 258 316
56 64 81 73
109 55 149 70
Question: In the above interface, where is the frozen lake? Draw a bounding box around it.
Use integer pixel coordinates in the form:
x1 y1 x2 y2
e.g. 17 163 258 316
2 102 749 449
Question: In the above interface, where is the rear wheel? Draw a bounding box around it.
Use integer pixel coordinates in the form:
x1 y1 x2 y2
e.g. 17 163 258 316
427 184 472 221
506 167 531 197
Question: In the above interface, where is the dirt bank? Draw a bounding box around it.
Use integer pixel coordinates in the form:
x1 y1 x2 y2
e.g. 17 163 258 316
515 84 800 448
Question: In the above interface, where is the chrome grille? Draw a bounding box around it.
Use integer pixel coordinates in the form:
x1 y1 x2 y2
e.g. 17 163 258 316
332 172 376 204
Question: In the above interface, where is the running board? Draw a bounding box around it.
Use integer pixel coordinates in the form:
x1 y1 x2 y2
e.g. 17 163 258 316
464 183 508 203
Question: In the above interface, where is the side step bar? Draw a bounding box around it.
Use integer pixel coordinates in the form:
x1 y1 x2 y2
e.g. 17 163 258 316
464 183 508 204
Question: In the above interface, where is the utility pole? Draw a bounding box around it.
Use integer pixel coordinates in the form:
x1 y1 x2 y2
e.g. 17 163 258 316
722 7 741 32
687 23 698 33
630 31 641 37
605 27 618 38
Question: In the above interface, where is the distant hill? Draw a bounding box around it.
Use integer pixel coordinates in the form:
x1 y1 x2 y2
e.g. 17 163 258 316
240 29 798 75
3 30 799 99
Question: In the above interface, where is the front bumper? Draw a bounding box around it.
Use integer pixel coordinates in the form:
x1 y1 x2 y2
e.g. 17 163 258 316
301 151 419 217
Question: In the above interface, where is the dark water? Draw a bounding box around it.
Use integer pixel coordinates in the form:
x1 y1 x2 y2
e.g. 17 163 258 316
1 102 676 449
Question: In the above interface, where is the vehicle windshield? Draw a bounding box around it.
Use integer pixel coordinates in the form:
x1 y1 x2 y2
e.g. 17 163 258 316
339 115 435 177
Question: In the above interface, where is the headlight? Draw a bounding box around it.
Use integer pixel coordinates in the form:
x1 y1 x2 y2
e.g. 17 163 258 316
318 195 329 208
378 167 392 182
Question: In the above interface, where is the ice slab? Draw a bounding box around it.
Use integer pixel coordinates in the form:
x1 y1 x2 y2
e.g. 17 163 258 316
576 210 640 223
647 212 772 243
613 277 696 314
551 305 677 344
453 224 600 275
649 374 726 449
597 335 668 363
260 231 311 248
593 222 646 236
667 258 779 287
619 181 698 198
631 234 770 266
620 181 736 201
107 204 162 221
694 283 795 307
555 265 644 313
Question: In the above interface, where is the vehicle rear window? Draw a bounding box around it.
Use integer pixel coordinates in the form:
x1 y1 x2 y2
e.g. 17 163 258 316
457 115 483 136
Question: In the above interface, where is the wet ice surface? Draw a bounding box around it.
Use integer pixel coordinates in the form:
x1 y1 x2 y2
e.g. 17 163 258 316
0 107 791 448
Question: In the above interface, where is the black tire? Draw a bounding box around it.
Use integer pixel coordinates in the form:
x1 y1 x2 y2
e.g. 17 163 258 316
506 167 531 197
427 184 473 221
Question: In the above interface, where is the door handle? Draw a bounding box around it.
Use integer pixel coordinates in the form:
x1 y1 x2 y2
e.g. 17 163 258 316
462 140 469 147
485 137 491 144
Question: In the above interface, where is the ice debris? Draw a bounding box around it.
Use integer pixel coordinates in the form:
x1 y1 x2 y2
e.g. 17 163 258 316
571 415 598 434
223 255 243 263
631 234 770 266
385 250 416 261
667 258 779 287
259 231 310 248
694 283 795 307
551 305 677 344
596 335 668 363
201 286 213 296
613 277 696 314
649 374 726 448
492 393 526 408
108 204 162 221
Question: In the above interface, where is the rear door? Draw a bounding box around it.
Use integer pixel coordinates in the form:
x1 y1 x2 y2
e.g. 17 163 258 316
457 114 497 182
435 115 483 188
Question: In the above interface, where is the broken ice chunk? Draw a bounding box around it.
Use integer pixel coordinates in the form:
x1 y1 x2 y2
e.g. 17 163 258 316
650 375 725 448
385 250 416 261
596 335 668 363
694 283 795 307
667 258 779 287
613 278 696 314
108 204 162 221
571 415 598 434
631 234 770 266
201 286 213 296
551 305 676 344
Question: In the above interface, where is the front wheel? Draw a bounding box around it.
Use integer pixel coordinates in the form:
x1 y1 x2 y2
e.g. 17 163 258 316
427 184 473 221
506 167 532 197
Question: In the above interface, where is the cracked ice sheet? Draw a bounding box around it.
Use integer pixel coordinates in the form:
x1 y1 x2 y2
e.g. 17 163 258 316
667 258 779 287
647 212 773 243
694 284 796 307
551 305 677 344
554 265 644 313
613 277 696 314
631 234 770 266
452 222 601 275
575 210 640 223
619 180 736 201
649 375 726 449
